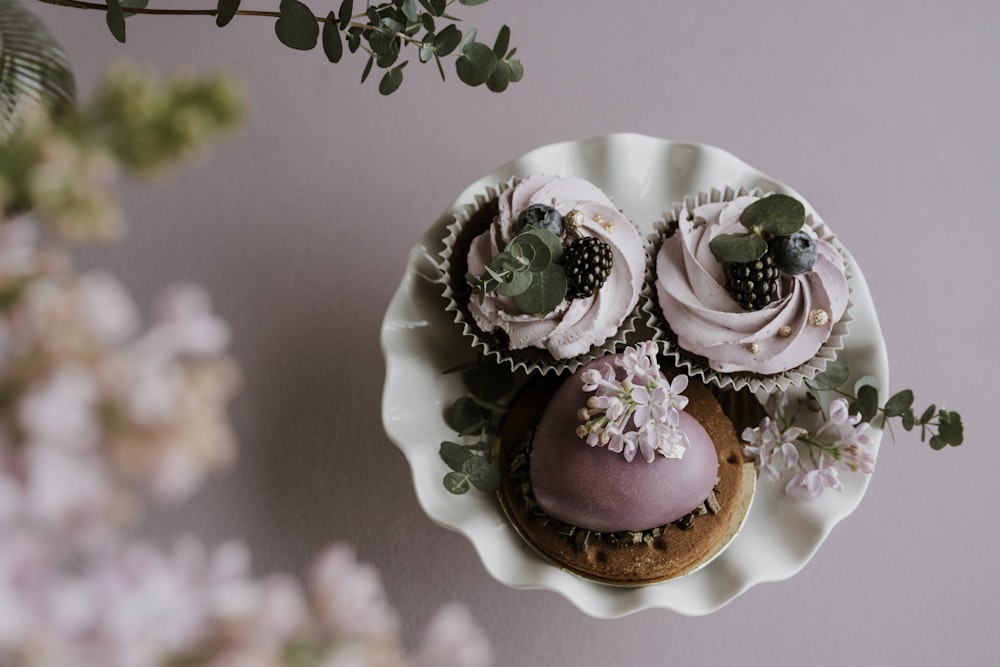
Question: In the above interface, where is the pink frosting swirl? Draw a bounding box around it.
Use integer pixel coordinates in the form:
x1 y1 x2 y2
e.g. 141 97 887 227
466 175 644 360
655 195 849 375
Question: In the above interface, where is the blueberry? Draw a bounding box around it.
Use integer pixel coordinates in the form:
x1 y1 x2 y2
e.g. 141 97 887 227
768 231 817 275
517 204 563 236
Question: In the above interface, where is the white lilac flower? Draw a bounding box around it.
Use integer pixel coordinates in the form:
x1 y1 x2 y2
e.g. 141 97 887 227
576 344 691 462
784 463 843 500
413 602 495 667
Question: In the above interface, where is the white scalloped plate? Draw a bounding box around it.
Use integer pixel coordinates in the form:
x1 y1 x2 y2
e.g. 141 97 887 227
380 134 888 618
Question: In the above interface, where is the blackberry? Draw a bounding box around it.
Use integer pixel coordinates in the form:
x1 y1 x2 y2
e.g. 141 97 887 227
725 253 779 310
560 236 614 299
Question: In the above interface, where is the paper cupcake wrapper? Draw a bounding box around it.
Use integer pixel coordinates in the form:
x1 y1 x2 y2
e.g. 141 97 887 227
642 186 854 394
436 178 641 376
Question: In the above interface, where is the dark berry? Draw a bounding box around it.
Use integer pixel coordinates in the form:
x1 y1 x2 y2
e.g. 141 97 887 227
768 231 817 275
725 253 780 310
517 204 563 236
560 237 614 299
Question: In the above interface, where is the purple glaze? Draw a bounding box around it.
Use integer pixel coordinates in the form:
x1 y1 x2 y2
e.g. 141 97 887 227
529 358 719 533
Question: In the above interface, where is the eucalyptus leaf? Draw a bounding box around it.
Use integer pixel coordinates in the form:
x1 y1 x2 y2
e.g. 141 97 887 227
855 384 879 423
420 0 447 16
739 194 805 236
400 0 419 22
456 41 496 86
420 13 435 32
433 24 462 56
494 269 531 297
929 435 946 451
121 0 148 15
378 65 405 95
506 57 524 82
808 360 850 391
853 375 879 396
439 441 473 471
492 24 510 58
884 389 914 418
275 0 319 50
360 54 374 82
418 41 434 63
938 410 964 445
106 0 126 42
445 396 486 433
216 0 241 26
322 14 343 62
459 0 491 5
513 264 567 315
443 471 471 494
708 233 767 264
464 456 501 492
486 60 510 92
901 408 915 431
337 0 353 30
919 403 936 424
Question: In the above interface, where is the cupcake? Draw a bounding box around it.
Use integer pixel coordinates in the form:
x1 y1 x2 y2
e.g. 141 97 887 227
495 343 757 586
439 175 645 375
646 187 851 392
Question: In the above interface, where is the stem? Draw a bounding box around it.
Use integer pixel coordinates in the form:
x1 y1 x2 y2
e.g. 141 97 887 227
32 0 326 22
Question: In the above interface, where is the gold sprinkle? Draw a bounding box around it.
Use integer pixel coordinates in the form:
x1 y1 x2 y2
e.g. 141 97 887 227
594 213 615 232
808 309 830 327
778 325 792 337
746 341 760 354
565 209 584 231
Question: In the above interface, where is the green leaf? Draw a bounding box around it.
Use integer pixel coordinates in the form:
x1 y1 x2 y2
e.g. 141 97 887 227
494 269 531 297
740 194 805 236
420 13 435 31
399 0 420 22
708 233 768 264
338 0 353 30
121 0 148 16
216 0 241 26
855 384 879 423
420 0 447 16
510 228 561 271
445 396 486 433
918 403 936 424
808 360 850 391
419 41 434 63
853 375 879 395
457 42 499 87
440 441 473 471
884 389 914 418
492 24 510 58
459 0 491 5
506 57 524 82
106 0 126 42
901 408 915 430
322 13 344 62
463 456 501 493
361 55 374 82
486 59 510 92
378 65 405 95
929 435 946 451
513 264 567 316
275 0 319 50
443 471 471 494
433 24 462 57
938 410 964 446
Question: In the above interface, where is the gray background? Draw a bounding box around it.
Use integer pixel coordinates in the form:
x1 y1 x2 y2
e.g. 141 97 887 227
35 1 995 665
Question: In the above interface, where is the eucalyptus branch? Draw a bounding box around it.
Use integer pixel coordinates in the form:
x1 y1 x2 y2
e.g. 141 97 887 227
33 0 523 95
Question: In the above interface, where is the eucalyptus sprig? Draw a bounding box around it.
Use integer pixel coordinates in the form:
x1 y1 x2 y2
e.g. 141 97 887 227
805 360 964 450
37 0 522 95
467 227 568 316
438 358 511 494
709 193 805 263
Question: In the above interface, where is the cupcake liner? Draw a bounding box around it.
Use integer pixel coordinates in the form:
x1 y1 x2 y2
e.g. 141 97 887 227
437 178 641 376
642 186 854 393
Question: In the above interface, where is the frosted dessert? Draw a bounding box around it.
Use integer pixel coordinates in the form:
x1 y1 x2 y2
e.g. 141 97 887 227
530 350 719 533
495 342 757 585
463 175 645 361
654 192 849 377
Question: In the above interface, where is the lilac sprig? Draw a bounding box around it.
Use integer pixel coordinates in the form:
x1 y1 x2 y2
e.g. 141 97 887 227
575 342 691 463
742 392 876 500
